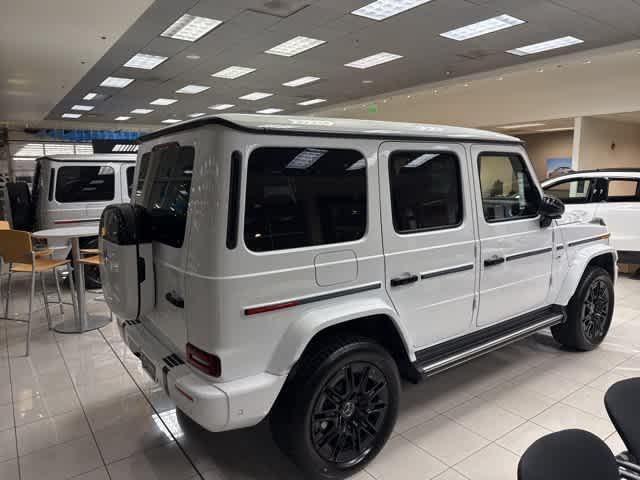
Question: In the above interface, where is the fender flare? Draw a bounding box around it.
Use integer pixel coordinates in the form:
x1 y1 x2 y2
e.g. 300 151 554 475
555 244 617 306
266 296 413 375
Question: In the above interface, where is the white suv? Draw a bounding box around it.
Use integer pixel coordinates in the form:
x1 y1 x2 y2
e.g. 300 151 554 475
542 169 640 264
100 114 616 479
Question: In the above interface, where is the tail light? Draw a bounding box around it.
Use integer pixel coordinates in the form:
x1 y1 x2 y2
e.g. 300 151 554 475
186 343 221 377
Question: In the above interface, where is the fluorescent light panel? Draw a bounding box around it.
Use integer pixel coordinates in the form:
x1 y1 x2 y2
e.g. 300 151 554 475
507 36 583 56
188 112 206 118
100 76 134 88
283 76 320 87
265 36 325 57
297 98 327 106
209 104 234 110
441 14 525 41
256 108 283 114
405 153 438 168
500 123 545 130
352 0 434 21
162 119 181 124
62 113 81 119
72 105 94 111
124 53 168 70
239 92 272 101
345 52 402 69
161 14 222 42
536 127 574 132
131 108 153 114
150 98 177 106
287 148 327 169
115 116 131 121
212 66 256 79
83 93 97 100
176 84 210 94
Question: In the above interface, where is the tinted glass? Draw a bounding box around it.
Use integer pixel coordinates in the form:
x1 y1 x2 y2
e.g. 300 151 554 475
48 168 55 201
389 151 462 233
55 166 115 203
607 179 640 202
126 166 135 197
135 153 150 201
544 178 592 204
478 153 540 222
144 145 194 248
245 147 366 252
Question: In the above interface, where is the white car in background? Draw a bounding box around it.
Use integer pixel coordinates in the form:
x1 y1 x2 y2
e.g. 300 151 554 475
542 169 640 264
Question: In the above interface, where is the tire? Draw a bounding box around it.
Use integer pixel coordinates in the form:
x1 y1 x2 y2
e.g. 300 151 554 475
270 335 400 479
552 265 614 350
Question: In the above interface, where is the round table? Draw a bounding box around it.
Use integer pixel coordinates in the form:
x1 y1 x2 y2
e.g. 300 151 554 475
32 226 111 333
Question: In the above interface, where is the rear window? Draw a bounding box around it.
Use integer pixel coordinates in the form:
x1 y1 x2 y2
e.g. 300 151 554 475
126 166 135 197
244 147 367 252
55 166 115 203
144 145 194 248
607 179 640 202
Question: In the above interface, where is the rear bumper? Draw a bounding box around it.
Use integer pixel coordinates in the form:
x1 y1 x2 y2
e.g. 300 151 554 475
118 319 286 432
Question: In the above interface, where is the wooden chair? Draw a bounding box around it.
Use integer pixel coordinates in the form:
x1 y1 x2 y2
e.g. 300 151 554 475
0 230 77 355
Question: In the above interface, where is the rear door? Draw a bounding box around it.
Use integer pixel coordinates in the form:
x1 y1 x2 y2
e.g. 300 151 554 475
472 146 553 326
594 177 640 252
379 142 478 349
135 143 194 353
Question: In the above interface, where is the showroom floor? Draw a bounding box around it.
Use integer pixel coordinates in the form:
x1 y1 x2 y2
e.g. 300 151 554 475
0 273 639 480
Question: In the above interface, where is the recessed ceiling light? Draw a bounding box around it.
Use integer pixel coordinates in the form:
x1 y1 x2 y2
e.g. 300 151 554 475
297 98 327 106
497 76 504 80
124 53 168 70
62 113 81 119
115 116 131 121
499 123 545 129
100 76 134 88
537 67 544 73
72 105 94 111
188 112 206 118
83 92 97 100
282 76 320 87
440 14 525 41
265 36 326 57
536 127 574 132
186 54 201 60
162 119 182 124
150 98 177 106
345 52 403 69
239 92 273 101
584 59 592 64
463 83 470 87
351 0 434 21
211 66 256 79
209 104 234 110
256 108 284 114
176 84 210 94
161 14 222 42
362 80 374 84
131 108 153 114
507 36 584 56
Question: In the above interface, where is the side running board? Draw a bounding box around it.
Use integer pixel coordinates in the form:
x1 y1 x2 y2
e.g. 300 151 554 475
413 306 565 378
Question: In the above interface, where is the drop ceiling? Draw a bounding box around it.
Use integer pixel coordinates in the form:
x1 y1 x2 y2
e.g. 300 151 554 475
40 0 640 126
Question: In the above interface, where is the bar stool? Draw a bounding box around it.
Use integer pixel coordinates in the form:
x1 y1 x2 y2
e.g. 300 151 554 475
0 229 77 355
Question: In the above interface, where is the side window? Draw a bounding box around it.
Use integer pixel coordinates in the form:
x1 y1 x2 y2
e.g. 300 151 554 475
244 147 366 252
389 151 462 233
144 145 194 248
48 168 55 201
544 178 592 204
478 153 540 222
126 166 135 197
55 166 115 203
606 179 640 202
135 153 150 201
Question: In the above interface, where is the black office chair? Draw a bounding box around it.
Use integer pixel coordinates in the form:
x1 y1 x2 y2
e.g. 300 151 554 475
606 378 640 471
519 430 620 480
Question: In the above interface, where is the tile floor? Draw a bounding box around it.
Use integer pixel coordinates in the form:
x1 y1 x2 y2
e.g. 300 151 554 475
0 272 639 480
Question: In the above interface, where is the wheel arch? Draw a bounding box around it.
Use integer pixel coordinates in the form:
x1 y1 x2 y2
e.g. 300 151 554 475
556 246 617 305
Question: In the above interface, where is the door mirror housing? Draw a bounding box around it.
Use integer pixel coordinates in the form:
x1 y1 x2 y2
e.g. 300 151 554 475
539 195 565 227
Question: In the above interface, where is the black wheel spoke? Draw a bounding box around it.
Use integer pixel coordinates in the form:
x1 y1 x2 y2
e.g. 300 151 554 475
325 386 343 407
344 365 355 396
582 279 610 342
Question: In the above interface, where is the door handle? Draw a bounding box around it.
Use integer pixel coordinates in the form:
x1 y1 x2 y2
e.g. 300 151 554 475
484 256 505 267
165 291 184 308
390 273 419 287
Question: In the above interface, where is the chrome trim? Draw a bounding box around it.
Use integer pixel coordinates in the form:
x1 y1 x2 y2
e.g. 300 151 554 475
568 234 610 247
421 314 564 375
420 263 474 280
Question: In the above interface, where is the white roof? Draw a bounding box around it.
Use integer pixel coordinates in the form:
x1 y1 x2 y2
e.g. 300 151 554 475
38 154 136 163
542 170 640 185
143 113 521 144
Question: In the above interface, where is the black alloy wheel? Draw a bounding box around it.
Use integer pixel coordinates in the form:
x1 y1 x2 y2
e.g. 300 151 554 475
582 279 610 343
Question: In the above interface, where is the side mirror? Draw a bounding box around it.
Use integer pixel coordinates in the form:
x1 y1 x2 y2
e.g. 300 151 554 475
539 195 565 228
